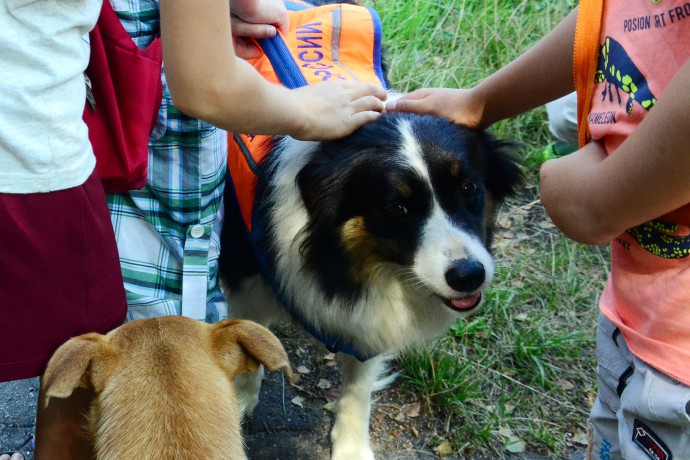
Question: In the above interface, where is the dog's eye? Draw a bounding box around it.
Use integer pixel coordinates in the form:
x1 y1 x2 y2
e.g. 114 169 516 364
461 181 479 198
386 203 408 218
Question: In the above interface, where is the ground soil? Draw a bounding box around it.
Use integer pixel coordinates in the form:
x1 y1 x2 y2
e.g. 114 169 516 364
242 324 585 460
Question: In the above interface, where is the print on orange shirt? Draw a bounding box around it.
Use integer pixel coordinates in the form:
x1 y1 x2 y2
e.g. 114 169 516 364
594 36 657 116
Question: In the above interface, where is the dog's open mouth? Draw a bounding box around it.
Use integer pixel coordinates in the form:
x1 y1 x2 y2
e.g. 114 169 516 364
441 294 482 312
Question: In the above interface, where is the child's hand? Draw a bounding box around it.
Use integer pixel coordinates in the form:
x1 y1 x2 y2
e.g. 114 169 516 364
231 0 289 32
386 88 484 129
231 0 289 59
231 17 278 60
290 80 387 141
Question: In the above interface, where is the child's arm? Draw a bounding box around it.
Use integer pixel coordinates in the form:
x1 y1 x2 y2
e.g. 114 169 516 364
386 8 578 129
540 58 690 245
159 0 387 141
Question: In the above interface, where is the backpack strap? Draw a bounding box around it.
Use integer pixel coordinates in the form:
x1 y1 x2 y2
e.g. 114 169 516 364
573 0 604 147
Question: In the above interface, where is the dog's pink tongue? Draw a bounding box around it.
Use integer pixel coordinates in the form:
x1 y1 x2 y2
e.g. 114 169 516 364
451 295 480 311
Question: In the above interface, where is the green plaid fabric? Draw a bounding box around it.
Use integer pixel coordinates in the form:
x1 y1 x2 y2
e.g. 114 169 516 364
107 0 227 322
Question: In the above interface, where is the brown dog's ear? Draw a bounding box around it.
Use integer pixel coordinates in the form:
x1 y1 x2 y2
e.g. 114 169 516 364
41 333 105 406
212 319 293 381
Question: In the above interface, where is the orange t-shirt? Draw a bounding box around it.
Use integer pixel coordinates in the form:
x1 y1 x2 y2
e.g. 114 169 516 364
586 1 690 384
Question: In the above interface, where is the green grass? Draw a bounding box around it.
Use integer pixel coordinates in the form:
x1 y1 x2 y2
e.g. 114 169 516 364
369 0 575 144
398 229 606 457
365 0 609 457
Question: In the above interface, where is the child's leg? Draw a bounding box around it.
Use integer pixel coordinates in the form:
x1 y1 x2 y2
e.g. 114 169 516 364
617 354 690 460
588 314 690 460
33 383 94 460
588 396 622 460
588 314 628 460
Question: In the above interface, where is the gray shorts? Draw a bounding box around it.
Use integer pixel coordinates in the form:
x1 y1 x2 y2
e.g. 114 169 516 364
587 314 690 460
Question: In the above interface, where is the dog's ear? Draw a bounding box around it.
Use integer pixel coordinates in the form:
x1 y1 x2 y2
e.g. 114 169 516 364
479 134 523 204
477 133 523 246
41 333 108 406
211 319 293 381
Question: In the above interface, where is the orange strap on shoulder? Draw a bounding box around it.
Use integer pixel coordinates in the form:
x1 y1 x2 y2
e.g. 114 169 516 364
573 0 604 147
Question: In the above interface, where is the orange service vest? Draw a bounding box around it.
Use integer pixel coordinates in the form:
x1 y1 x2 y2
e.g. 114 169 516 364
226 0 387 233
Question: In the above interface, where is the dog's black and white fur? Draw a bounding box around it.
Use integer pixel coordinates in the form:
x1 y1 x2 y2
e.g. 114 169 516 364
220 107 521 459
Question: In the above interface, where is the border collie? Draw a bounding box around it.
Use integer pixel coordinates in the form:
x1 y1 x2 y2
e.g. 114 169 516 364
220 110 522 459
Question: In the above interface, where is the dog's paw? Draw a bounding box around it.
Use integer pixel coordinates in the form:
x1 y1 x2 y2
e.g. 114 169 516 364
331 446 376 460
330 424 375 460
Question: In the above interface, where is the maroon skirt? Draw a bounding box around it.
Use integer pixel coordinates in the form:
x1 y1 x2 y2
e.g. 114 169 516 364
0 170 126 381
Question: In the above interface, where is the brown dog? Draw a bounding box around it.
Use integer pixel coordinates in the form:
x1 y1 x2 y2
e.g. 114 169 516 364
39 316 291 460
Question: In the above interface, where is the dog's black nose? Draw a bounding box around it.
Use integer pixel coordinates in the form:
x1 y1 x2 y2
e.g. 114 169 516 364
445 259 485 293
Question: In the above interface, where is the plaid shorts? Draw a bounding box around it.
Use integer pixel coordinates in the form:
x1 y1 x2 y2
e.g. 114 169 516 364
588 314 690 460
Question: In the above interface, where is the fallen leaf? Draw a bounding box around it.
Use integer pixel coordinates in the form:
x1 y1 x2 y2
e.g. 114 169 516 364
498 427 526 454
586 390 598 406
503 368 518 377
505 438 526 453
537 221 556 229
511 279 525 288
393 412 405 423
411 427 420 438
433 439 454 456
572 430 589 446
556 379 575 391
291 396 305 409
316 379 332 390
404 402 421 418
322 401 337 413
295 365 311 374
497 215 512 228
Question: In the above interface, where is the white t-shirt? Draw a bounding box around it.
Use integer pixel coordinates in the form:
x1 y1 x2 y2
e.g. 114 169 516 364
0 0 100 193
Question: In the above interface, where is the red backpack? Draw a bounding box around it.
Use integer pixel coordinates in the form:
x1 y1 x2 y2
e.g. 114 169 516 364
83 0 163 193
